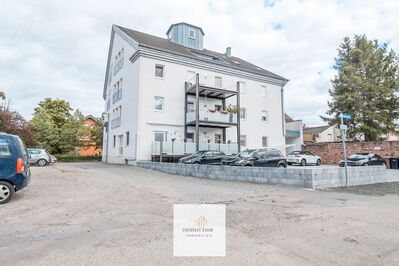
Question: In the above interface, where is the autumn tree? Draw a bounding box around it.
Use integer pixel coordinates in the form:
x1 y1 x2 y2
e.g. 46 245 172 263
322 35 399 141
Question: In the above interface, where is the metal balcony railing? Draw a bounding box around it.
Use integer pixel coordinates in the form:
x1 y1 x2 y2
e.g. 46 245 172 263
186 110 237 124
112 88 122 104
151 141 238 155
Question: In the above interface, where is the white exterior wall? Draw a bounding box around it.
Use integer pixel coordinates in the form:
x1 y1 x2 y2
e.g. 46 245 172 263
317 126 339 143
135 57 285 160
102 32 140 164
103 30 286 163
286 120 304 153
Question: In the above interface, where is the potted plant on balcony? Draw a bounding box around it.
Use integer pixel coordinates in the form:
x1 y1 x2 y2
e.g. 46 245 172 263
227 104 239 113
209 108 216 113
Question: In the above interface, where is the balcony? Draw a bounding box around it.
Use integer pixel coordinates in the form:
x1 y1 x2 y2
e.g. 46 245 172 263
186 110 237 127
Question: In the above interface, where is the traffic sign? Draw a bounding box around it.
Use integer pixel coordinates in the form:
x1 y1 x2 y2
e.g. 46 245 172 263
341 113 352 120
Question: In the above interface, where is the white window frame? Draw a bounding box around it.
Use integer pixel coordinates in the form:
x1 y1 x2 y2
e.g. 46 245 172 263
188 28 196 39
154 96 164 112
240 107 247 120
261 85 267 97
261 110 268 123
154 131 168 142
155 64 164 78
239 81 246 94
118 135 123 156
215 76 222 88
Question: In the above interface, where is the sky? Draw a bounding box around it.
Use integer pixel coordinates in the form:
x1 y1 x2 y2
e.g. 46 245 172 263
1 0 398 126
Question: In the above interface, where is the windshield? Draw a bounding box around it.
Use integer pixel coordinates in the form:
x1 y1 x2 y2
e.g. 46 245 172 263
348 154 368 161
238 150 256 158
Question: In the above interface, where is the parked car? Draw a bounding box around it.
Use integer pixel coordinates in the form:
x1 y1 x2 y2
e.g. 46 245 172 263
178 150 226 165
0 132 31 204
27 148 53 166
50 155 58 163
287 151 321 166
339 153 386 167
231 148 287 168
221 149 257 165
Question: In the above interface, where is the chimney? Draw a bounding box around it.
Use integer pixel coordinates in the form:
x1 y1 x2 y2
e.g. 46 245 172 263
225 47 231 57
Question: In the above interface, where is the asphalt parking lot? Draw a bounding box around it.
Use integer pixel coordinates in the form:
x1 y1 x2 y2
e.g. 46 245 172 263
1 162 399 265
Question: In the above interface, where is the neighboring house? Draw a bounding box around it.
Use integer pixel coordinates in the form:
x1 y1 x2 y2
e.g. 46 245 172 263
303 125 340 143
102 22 288 163
77 115 102 156
385 126 399 141
285 114 303 154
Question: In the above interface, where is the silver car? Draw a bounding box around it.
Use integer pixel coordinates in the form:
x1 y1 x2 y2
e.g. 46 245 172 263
27 148 54 166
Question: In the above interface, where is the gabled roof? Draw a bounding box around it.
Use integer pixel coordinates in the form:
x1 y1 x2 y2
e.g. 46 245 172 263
303 125 331 135
166 22 205 36
115 25 288 82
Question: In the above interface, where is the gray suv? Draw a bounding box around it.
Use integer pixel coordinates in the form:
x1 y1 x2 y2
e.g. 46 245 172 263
27 148 54 166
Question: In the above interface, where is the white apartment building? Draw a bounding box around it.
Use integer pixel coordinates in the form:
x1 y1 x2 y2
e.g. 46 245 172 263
102 22 289 163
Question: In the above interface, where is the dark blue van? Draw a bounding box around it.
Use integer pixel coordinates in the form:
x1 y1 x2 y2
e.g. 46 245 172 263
0 132 31 204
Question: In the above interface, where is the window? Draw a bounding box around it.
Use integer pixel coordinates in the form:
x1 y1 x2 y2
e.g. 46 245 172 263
113 135 116 147
154 96 164 111
239 81 246 94
262 136 268 147
240 135 247 147
256 150 267 159
126 131 130 146
0 139 11 157
118 135 123 156
215 134 222 143
261 110 268 123
261 85 267 97
186 132 194 141
154 131 167 142
155 64 164 78
215 76 222 88
189 29 195 39
240 108 247 120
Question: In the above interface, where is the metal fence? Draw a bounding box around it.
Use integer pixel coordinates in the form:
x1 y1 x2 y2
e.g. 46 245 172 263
151 141 238 155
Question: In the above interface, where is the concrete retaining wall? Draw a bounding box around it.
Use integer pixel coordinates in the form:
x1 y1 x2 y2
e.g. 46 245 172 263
136 161 398 189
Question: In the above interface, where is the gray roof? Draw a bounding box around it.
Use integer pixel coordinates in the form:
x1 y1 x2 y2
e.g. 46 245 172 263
303 125 331 135
116 25 288 82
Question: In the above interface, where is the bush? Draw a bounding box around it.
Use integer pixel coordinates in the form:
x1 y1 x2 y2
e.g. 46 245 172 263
54 154 101 162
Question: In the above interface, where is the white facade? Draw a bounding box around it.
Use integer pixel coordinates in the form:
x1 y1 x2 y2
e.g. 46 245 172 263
102 24 288 163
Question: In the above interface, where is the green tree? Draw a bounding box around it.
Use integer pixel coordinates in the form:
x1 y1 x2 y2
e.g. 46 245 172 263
322 35 399 141
30 98 82 154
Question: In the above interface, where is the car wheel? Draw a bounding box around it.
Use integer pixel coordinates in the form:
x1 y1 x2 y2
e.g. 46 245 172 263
193 161 200 164
0 181 14 204
37 159 48 167
287 162 292 166
316 159 321 166
363 163 369 166
244 164 253 167
278 164 286 168
300 159 307 167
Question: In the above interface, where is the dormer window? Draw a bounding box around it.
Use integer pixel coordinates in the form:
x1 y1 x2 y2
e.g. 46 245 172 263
189 29 195 39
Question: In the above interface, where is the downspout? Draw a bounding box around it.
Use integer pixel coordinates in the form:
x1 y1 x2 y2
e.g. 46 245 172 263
281 80 288 138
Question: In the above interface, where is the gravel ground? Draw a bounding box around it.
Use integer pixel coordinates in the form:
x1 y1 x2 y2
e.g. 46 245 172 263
1 162 399 266
330 180 399 196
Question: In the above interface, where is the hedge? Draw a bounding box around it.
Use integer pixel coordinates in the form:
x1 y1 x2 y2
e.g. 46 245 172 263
54 155 102 162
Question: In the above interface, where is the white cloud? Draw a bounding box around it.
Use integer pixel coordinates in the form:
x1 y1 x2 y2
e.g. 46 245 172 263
0 0 398 125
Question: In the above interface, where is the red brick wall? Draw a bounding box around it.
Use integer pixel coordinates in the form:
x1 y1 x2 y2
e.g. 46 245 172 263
302 141 399 165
